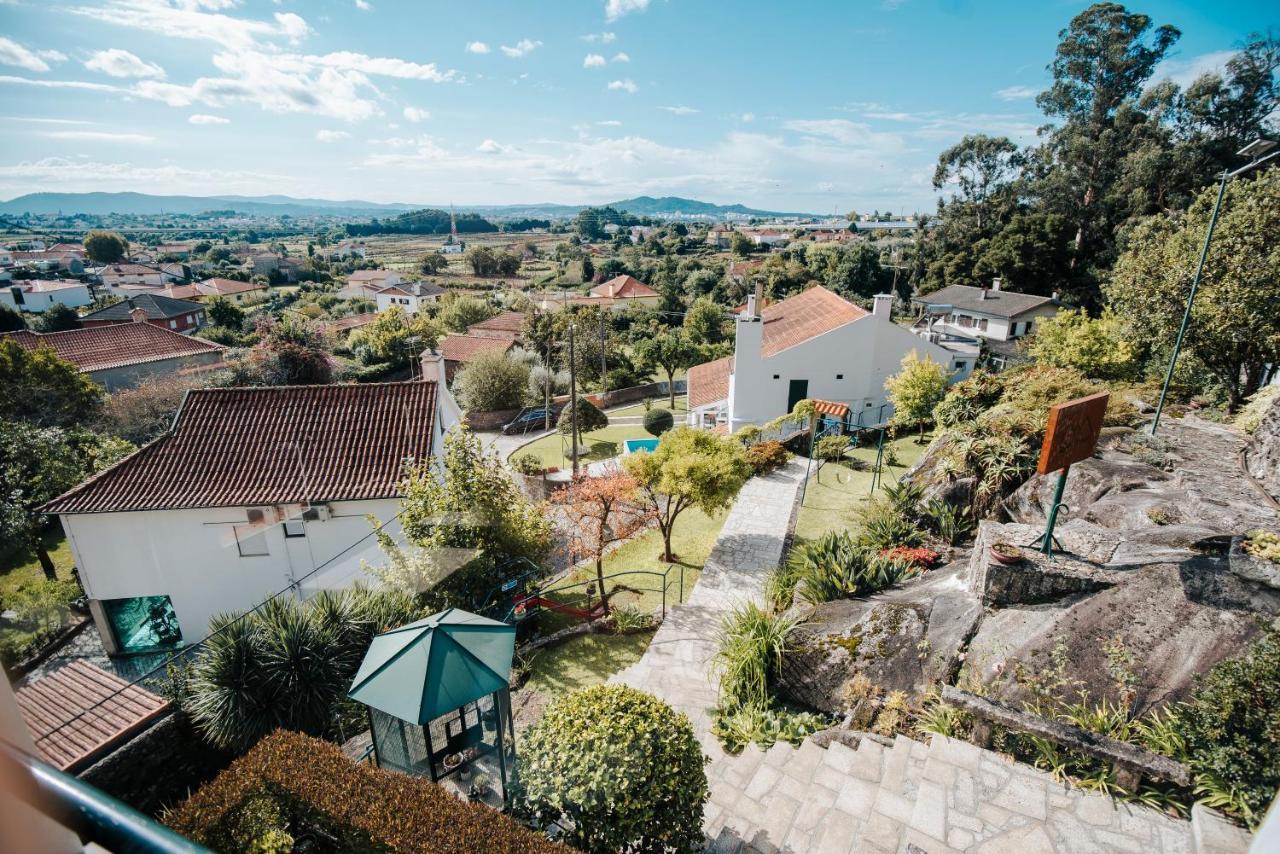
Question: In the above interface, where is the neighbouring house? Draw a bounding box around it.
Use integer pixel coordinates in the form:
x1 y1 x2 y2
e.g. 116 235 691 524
466 310 526 341
1 322 225 391
328 241 367 261
589 274 660 304
440 333 515 383
154 243 190 259
706 227 734 249
98 264 172 291
45 242 87 258
318 312 378 338
79 293 206 334
0 279 93 314
250 253 281 277
687 285 962 433
910 280 1060 371
629 225 655 244
333 281 386 301
349 269 402 290
41 361 462 653
375 280 447 315
11 250 85 276
748 230 790 249
440 237 465 255
163 277 267 302
277 256 304 282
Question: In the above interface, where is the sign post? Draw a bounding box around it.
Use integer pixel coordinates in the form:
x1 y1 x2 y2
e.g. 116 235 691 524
1029 391 1110 557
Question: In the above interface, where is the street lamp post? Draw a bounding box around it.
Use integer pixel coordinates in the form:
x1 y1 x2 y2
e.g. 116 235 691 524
1149 138 1278 435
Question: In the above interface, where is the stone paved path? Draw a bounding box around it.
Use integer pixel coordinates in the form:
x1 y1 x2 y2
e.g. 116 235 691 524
610 460 1246 853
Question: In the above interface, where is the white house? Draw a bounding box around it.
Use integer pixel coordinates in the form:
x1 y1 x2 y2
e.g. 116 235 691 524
328 241 367 261
687 285 963 433
910 280 1060 370
42 361 462 655
375 280 447 315
348 269 402 290
0 280 92 313
99 264 176 292
440 239 465 256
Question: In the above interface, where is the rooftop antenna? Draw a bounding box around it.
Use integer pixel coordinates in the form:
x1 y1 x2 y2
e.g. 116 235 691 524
449 204 458 243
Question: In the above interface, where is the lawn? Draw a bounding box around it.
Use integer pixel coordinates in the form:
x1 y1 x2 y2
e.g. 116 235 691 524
792 433 931 542
0 531 78 663
523 631 653 697
608 395 689 419
510 424 652 469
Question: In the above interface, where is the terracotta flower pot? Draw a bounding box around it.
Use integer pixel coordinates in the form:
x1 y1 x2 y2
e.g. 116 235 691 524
990 544 1024 565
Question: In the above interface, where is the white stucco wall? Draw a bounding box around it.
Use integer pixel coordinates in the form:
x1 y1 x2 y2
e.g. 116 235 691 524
0 284 92 313
727 314 960 433
61 498 406 648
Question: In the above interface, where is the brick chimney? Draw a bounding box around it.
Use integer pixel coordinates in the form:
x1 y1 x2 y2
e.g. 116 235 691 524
872 294 893 320
128 305 148 323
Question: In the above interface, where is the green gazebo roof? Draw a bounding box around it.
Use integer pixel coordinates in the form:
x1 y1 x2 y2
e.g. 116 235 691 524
348 608 515 725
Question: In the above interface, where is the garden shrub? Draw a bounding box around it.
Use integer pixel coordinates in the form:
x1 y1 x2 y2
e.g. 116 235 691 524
556 397 608 435
856 497 926 551
744 439 789 474
783 532 921 605
455 350 530 412
515 685 707 854
642 406 675 436
933 370 1005 428
814 434 849 462
879 546 940 570
1236 385 1280 434
1242 530 1280 563
165 730 563 853
510 452 544 476
1179 628 1280 826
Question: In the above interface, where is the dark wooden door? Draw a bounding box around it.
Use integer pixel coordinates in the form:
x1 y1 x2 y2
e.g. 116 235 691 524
787 379 808 414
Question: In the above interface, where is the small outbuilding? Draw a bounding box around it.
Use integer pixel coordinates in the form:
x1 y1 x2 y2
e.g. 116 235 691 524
348 609 516 804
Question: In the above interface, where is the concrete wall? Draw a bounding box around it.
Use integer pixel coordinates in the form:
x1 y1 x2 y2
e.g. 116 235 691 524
87 351 224 391
61 497 405 647
728 314 957 433
0 284 92 313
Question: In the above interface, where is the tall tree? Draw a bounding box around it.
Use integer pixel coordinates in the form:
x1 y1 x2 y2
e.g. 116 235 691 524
1034 3 1180 284
0 339 103 428
633 328 698 407
83 229 129 264
932 134 1024 232
551 472 653 616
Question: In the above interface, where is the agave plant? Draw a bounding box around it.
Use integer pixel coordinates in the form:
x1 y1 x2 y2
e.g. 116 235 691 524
714 602 798 711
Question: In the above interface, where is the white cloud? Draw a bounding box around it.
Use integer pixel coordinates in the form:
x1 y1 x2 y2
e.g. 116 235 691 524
465 41 490 54
596 120 622 126
605 0 649 22
0 37 58 72
188 113 229 124
607 78 637 93
70 2 311 50
312 51 455 81
500 39 541 59
5 116 94 125
994 84 1037 101
583 54 606 68
582 32 617 44
362 134 448 166
355 0 372 10
44 130 156 143
477 138 513 154
611 52 630 63
402 106 430 122
1151 50 1235 90
0 75 125 94
39 50 69 63
316 129 350 142
84 48 166 79
660 105 698 115
0 156 291 196
738 112 755 122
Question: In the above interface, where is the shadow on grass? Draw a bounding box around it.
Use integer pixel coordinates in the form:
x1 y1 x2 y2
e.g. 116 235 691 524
524 631 655 697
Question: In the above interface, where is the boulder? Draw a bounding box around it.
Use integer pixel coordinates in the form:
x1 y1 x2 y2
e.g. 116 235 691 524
1246 392 1280 501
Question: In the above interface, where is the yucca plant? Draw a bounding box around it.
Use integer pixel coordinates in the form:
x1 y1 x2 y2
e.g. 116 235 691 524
921 498 972 545
714 602 797 711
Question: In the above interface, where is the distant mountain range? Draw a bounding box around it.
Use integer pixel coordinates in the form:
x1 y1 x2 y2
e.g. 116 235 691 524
0 191 817 220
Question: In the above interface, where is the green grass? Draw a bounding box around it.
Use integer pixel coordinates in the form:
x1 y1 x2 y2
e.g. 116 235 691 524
608 395 689 419
0 531 77 662
792 433 931 542
524 631 654 697
510 424 653 469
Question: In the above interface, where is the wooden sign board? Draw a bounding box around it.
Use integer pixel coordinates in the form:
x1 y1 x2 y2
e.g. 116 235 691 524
1036 391 1110 475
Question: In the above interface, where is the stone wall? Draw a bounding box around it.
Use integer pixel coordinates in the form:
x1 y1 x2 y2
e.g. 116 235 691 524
77 712 233 817
1246 392 1280 500
969 521 1112 607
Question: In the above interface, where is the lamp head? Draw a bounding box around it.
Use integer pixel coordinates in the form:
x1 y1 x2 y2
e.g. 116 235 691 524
1238 138 1277 160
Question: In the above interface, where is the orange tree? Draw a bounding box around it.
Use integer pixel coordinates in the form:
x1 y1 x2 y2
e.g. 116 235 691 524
551 470 653 616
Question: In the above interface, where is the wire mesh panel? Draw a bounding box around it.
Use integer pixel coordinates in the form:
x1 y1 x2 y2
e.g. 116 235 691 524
369 708 432 777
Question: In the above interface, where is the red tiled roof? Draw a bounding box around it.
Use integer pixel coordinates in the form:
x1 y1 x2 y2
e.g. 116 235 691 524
198 277 263 296
590 274 658 299
350 270 396 282
43 381 440 514
467 311 526 338
440 333 514 363
161 284 201 300
101 264 161 276
321 313 378 332
16 661 169 771
688 355 732 408
2 323 224 373
759 285 867 357
811 399 851 418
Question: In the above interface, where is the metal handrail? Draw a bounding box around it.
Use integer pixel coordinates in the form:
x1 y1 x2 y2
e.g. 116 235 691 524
0 739 210 853
506 565 687 623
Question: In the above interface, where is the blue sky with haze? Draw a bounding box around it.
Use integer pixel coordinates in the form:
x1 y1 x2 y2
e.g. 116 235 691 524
0 0 1273 212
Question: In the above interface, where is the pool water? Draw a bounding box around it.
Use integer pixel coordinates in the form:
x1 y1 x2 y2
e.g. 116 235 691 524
623 438 660 454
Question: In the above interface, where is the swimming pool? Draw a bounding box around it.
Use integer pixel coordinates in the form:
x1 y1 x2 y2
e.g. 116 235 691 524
623 438 660 454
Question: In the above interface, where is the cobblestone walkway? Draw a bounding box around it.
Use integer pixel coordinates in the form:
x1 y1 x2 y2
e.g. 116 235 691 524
610 460 1243 853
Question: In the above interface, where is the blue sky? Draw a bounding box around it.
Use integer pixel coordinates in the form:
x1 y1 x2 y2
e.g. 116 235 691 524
0 0 1273 212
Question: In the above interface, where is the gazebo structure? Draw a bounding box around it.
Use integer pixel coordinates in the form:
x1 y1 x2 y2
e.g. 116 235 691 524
349 609 517 804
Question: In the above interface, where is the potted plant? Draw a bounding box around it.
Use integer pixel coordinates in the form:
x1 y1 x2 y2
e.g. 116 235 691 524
469 772 493 800
989 541 1024 565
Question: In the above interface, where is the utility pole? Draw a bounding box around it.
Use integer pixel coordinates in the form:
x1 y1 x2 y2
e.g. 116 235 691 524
568 324 580 477
599 311 608 395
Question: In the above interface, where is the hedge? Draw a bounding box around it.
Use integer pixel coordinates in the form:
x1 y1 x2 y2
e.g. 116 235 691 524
165 730 566 853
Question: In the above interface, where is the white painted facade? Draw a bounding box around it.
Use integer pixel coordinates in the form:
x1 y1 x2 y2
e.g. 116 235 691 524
65 500 405 652
375 287 440 316
691 295 967 433
0 281 92 313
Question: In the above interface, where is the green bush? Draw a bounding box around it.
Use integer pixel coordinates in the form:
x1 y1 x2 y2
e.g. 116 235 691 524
783 532 919 605
1236 385 1280 434
455 350 530 412
1179 629 1280 826
856 497 926 551
933 371 1006 428
744 439 789 474
516 685 707 853
921 498 972 545
185 587 422 751
556 397 608 435
815 434 849 462
642 406 675 436
165 730 563 853
715 602 798 710
510 452 544 475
